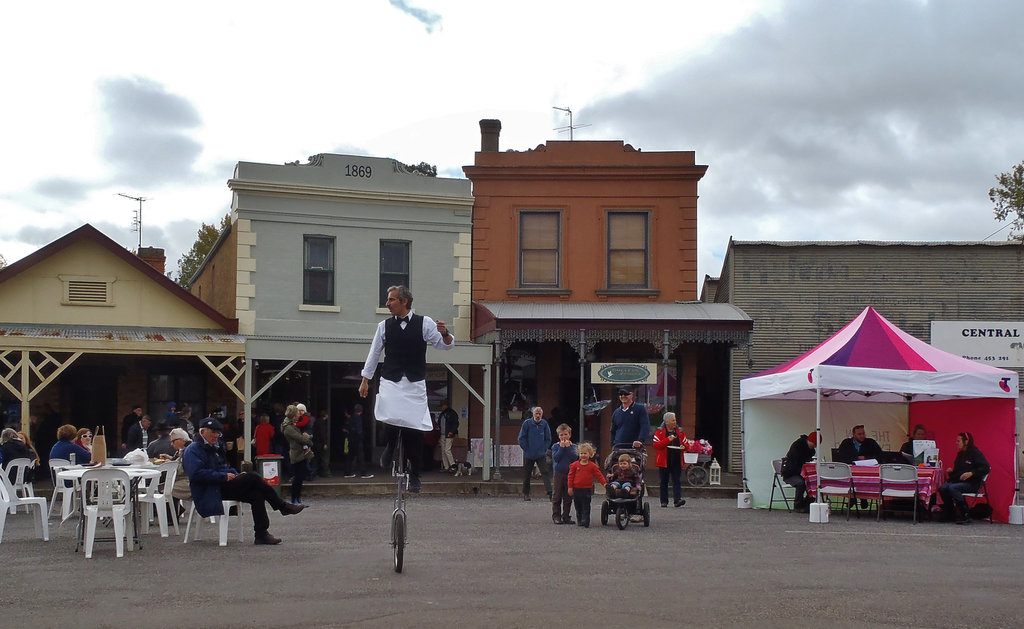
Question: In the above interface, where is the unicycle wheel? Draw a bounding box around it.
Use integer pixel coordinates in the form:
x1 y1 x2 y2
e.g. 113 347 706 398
392 511 406 573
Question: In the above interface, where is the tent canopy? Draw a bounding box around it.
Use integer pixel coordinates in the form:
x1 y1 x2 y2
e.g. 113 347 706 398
740 307 1018 522
741 307 1017 402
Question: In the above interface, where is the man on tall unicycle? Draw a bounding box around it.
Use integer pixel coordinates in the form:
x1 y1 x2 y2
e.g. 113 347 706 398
359 285 454 572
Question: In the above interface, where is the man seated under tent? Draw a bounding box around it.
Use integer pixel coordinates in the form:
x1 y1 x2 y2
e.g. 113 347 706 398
834 424 883 464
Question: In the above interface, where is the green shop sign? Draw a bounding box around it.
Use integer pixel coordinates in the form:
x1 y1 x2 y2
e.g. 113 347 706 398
591 363 658 385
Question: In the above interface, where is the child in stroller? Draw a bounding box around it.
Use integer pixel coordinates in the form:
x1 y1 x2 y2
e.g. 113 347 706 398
607 453 641 497
600 445 651 529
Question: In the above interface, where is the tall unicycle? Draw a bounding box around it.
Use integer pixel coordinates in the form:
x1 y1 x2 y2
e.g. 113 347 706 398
390 430 408 573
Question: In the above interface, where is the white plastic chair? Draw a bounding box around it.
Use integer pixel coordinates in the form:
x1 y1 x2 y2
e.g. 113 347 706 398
0 469 49 544
769 458 793 512
961 472 992 522
81 468 130 558
183 499 245 546
4 458 35 514
878 463 919 524
47 458 75 521
138 461 179 537
816 462 854 520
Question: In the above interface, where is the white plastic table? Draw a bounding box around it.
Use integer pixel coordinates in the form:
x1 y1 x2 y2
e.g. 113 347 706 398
57 465 161 552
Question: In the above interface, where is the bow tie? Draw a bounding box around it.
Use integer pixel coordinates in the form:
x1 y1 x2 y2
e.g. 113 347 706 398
396 315 410 323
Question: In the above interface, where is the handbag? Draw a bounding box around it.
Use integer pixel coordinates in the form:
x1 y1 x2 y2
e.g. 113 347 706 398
92 425 108 465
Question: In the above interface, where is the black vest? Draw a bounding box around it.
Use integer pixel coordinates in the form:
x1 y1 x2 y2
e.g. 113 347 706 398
381 314 427 383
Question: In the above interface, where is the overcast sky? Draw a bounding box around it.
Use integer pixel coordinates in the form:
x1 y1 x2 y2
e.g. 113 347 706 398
2 0 1022 287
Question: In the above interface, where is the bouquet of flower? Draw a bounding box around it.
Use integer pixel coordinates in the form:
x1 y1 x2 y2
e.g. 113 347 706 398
682 438 713 456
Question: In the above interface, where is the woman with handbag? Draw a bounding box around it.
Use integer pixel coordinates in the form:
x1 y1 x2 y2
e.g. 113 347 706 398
282 404 314 505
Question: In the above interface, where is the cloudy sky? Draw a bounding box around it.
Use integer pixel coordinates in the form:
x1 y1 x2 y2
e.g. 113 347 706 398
2 0 1022 286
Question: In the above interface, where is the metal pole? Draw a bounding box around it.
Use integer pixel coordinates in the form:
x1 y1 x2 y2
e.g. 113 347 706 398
482 363 492 481
492 336 503 480
244 357 253 466
578 329 586 442
662 330 670 412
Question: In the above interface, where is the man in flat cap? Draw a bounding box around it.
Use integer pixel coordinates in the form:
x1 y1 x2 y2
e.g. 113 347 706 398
183 417 304 545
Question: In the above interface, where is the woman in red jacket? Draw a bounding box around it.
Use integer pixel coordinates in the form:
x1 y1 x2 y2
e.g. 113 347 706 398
653 412 686 508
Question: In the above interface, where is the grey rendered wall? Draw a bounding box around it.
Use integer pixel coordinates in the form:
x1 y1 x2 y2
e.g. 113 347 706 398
230 154 472 339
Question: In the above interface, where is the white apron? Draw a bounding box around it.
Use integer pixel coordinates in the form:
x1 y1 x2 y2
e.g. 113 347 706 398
374 377 432 431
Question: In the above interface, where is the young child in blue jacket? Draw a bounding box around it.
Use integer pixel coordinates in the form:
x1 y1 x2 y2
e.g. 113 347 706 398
550 423 578 525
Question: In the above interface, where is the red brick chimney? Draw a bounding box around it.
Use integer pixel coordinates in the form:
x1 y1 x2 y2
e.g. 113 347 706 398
480 119 501 152
137 247 166 274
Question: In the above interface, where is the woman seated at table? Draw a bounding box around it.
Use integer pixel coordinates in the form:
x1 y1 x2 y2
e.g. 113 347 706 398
73 428 93 453
1 427 39 482
899 424 927 457
937 431 990 525
49 424 92 465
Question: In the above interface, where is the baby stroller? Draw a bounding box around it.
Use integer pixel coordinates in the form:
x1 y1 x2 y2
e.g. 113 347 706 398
600 445 651 529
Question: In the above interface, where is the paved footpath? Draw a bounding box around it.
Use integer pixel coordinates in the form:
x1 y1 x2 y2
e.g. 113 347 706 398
4 496 1023 628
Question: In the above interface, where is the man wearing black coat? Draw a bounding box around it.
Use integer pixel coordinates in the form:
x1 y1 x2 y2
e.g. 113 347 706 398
780 431 818 512
834 424 884 464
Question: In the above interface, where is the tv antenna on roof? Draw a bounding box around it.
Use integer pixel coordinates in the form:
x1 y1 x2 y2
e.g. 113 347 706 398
118 192 148 250
553 106 591 140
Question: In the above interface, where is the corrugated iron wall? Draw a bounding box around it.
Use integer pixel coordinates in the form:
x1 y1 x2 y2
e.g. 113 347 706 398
720 241 1024 472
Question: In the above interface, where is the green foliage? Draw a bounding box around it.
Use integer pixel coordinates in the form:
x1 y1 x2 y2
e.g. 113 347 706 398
990 161 1024 242
175 214 231 286
408 161 437 177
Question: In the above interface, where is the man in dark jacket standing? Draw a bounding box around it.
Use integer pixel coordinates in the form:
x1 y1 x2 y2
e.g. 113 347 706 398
183 417 304 545
343 405 373 479
518 406 553 500
780 431 818 512
437 399 460 472
610 387 650 448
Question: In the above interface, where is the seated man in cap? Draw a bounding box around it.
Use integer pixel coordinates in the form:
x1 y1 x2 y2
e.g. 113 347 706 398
780 431 818 512
183 417 304 545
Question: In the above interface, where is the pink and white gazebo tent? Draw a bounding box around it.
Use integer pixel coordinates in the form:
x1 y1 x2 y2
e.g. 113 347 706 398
741 306 1018 521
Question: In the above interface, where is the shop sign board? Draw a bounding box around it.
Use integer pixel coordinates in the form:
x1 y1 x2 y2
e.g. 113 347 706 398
590 362 658 385
930 321 1024 368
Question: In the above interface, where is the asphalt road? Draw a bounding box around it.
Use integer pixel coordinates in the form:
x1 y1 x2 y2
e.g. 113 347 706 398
4 496 1023 628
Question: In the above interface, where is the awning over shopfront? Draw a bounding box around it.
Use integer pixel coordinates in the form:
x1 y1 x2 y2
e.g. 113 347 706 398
0 324 246 431
473 301 752 352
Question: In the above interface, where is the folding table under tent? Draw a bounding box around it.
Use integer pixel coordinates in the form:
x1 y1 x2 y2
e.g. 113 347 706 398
740 306 1018 522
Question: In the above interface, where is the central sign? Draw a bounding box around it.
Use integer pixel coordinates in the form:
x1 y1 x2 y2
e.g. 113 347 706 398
590 362 658 385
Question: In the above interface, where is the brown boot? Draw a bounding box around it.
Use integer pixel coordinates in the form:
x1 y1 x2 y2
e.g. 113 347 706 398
280 503 306 515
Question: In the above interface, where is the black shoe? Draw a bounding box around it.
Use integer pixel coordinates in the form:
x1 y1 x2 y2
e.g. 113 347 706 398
956 515 972 525
562 518 575 525
254 533 282 545
660 503 668 508
674 499 686 508
523 495 531 501
553 516 563 525
582 520 590 528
